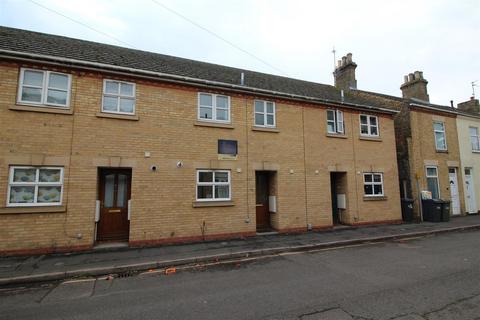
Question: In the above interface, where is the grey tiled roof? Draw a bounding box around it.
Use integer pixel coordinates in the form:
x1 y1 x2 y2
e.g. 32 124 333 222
0 26 393 112
353 89 458 114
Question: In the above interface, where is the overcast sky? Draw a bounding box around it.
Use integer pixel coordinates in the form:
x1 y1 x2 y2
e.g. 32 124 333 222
1 0 478 106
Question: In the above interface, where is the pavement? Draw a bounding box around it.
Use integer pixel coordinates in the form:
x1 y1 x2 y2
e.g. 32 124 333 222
1 215 480 286
2 229 480 319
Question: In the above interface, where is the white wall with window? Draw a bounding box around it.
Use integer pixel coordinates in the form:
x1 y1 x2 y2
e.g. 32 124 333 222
198 93 230 122
327 110 344 134
196 170 231 201
17 68 71 108
363 173 384 197
102 80 136 114
7 167 64 207
425 166 440 199
457 116 480 215
433 121 447 151
359 115 379 137
254 100 275 127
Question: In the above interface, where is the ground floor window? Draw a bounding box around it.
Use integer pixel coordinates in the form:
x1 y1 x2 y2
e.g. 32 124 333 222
196 170 231 201
7 166 64 206
363 172 384 196
426 166 440 199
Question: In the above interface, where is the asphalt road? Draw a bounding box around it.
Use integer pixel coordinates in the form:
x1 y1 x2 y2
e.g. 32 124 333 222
1 230 480 320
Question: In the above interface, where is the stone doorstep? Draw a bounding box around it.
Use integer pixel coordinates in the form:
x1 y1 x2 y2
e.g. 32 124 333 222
1 223 480 287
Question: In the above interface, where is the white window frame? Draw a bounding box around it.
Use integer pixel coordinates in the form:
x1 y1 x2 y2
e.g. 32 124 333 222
327 109 344 134
470 126 480 152
254 100 276 128
196 170 231 202
359 114 379 137
7 166 64 207
425 165 441 199
102 79 136 115
17 68 72 108
433 121 447 151
197 93 231 123
363 172 384 197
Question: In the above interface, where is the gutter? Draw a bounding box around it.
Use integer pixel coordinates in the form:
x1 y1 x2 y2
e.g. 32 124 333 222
409 102 459 116
0 49 398 115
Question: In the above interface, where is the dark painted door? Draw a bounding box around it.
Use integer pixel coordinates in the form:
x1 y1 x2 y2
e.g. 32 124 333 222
331 173 340 224
97 169 131 242
256 172 270 231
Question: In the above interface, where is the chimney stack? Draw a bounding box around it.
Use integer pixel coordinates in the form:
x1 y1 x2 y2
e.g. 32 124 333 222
458 96 480 114
334 53 357 91
400 71 429 102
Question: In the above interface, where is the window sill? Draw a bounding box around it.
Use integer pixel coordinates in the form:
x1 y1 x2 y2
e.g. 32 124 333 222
192 201 235 208
359 136 382 142
0 205 67 215
326 133 348 139
10 104 73 115
472 150 480 154
194 121 234 129
435 149 448 153
252 126 280 133
96 112 139 121
363 196 388 201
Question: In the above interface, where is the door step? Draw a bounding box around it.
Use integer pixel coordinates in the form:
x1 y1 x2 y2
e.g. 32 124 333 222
93 242 129 251
256 231 279 236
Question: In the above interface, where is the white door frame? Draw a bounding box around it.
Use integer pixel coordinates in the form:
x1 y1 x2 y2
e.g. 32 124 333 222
449 168 461 215
464 168 477 214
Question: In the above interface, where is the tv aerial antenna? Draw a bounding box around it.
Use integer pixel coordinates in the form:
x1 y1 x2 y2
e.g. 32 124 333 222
472 81 478 98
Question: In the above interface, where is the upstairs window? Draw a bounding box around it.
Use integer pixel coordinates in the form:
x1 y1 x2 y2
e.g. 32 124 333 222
196 170 231 201
363 173 384 197
18 68 71 108
102 80 136 115
470 127 480 151
433 121 447 151
359 115 379 137
254 100 276 127
198 93 230 122
7 166 64 207
327 109 344 134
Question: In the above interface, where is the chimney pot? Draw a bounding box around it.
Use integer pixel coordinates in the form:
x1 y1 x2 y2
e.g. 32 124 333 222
341 56 347 66
401 71 429 102
337 60 342 68
404 75 409 83
346 53 352 63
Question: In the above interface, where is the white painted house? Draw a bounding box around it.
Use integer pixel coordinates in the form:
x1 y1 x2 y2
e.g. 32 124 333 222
456 97 480 215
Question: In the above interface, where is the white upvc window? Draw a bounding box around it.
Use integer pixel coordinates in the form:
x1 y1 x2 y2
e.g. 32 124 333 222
7 166 64 207
102 79 136 115
196 170 231 201
327 109 344 134
17 68 71 108
426 166 440 199
359 115 379 137
363 173 384 197
470 127 480 152
433 121 447 151
254 100 276 127
198 93 230 122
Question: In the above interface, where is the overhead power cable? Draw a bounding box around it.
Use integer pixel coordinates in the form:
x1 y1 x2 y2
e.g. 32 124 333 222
27 0 137 49
150 0 289 76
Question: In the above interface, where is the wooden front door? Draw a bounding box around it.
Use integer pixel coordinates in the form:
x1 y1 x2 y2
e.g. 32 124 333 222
256 172 270 231
97 169 131 242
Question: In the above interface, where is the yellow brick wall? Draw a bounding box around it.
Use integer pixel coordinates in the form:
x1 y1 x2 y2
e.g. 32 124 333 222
0 62 401 253
408 109 465 215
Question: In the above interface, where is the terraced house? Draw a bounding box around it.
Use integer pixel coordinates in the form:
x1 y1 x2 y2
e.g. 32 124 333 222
0 27 402 255
456 97 480 215
334 54 466 219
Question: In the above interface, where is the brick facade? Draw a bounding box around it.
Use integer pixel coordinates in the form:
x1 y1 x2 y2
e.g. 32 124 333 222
0 61 401 255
